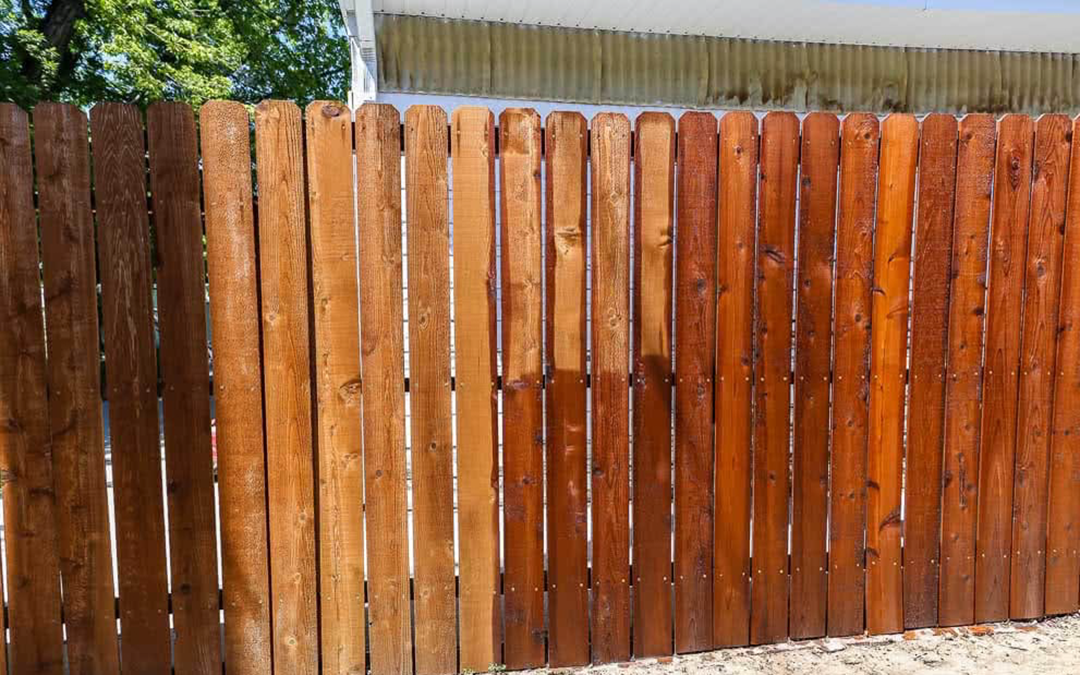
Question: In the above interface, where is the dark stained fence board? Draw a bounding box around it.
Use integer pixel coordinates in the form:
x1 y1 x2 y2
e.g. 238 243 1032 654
904 113 958 630
200 100 275 674
0 103 64 675
632 112 676 658
790 112 839 641
590 112 632 664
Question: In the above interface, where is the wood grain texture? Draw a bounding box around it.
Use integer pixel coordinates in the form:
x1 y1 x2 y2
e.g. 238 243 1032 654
34 103 120 675
91 102 171 672
405 104 457 675
828 113 879 637
307 100 367 675
938 114 995 627
1045 115 1080 617
750 111 798 646
253 100 319 674
355 103 412 675
452 106 501 671
713 111 757 648
674 111 717 653
0 103 63 675
544 110 589 667
975 114 1034 623
1010 114 1071 620
790 112 839 641
499 107 546 669
632 112 676 658
200 100 274 674
590 112 632 664
904 113 958 630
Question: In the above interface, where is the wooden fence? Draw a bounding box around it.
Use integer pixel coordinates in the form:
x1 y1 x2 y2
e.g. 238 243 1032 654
1 100 1080 674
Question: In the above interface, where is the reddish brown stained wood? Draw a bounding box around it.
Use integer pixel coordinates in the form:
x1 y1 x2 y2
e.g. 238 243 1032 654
200 100 274 674
828 113 879 638
751 111 799 646
544 110 590 667
1010 114 1071 620
632 112 676 658
0 103 63 675
714 111 757 648
1045 115 1080 617
975 114 1034 623
674 111 717 653
499 107 546 669
34 103 120 675
590 112 632 664
307 100 368 675
904 113 958 630
355 103 413 675
938 114 995 627
790 112 839 641
253 100 319 674
91 103 171 672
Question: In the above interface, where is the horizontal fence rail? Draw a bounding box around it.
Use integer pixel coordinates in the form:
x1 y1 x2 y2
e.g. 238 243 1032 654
2 100 1080 674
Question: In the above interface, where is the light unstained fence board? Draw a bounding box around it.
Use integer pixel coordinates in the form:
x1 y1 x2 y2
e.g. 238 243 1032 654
406 104 457 675
34 102 120 674
790 112 839 641
1010 114 1072 620
452 106 502 671
355 103 412 675
307 100 368 675
499 107 546 670
714 111 757 649
200 100 274 674
590 112 632 664
253 100 320 674
632 111 676 658
750 111 798 646
904 113 958 630
1045 115 1080 617
674 111 717 653
828 113 879 638
975 114 1035 623
91 102 171 672
0 103 63 675
545 110 589 667
938 114 996 627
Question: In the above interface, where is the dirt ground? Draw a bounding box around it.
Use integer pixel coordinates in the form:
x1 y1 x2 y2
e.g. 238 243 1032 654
538 614 1080 674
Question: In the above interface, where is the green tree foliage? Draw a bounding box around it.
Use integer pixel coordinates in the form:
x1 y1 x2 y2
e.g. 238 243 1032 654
0 0 350 108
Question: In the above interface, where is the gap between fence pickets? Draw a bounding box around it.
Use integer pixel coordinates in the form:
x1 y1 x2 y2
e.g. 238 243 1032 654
391 123 651 158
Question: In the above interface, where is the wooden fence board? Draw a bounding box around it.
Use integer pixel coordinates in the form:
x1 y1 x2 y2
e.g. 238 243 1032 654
751 111 799 646
714 111 757 648
499 107 546 669
307 100 368 675
828 113 879 637
356 103 412 675
904 113 958 629
405 104 457 675
200 100 274 674
975 114 1035 623
1010 114 1072 620
938 114 996 627
35 103 120 675
545 110 590 667
1045 115 1080 617
632 112 676 658
453 106 502 671
590 112 632 664
0 103 64 675
91 102 171 673
253 100 319 674
790 112 839 641
674 111 717 653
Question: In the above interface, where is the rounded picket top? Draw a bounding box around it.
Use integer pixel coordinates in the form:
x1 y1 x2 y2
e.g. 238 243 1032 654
406 104 448 142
